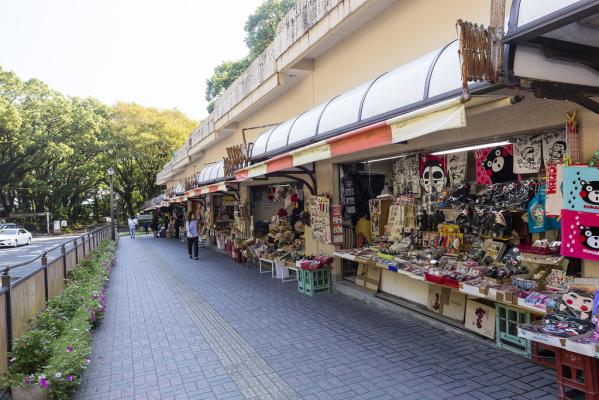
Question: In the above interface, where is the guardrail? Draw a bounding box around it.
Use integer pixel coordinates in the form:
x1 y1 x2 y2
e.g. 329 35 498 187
0 224 113 373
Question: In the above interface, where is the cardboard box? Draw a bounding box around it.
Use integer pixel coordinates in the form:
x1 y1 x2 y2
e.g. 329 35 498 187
465 299 496 339
442 290 466 322
566 334 598 357
518 324 567 348
427 286 444 314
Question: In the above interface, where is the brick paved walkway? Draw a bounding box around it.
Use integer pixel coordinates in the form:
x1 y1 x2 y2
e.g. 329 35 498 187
74 236 557 400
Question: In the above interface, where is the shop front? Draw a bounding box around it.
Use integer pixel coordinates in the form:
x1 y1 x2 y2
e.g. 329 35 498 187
229 1 599 393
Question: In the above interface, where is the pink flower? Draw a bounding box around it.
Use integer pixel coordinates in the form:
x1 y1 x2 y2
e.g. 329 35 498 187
86 357 91 364
66 346 73 352
39 378 48 388
66 375 74 382
23 376 30 385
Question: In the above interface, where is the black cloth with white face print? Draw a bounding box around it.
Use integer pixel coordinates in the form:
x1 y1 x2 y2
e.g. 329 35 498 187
419 154 446 193
482 146 518 183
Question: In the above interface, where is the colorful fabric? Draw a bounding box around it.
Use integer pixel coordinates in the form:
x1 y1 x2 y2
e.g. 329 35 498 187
528 184 546 233
513 136 541 174
474 144 518 184
561 209 599 261
563 166 599 213
419 154 447 193
446 152 467 188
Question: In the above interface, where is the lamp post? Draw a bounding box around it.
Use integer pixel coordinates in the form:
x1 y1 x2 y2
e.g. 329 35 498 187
107 167 115 240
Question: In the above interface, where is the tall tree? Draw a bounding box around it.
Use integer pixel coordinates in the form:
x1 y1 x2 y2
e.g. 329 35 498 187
108 103 196 216
0 66 196 228
205 0 296 113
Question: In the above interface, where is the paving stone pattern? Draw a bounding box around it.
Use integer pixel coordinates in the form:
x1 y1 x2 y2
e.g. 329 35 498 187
75 236 557 400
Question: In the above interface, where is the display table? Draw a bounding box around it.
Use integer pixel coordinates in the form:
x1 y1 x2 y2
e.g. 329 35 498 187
259 258 274 275
333 251 546 316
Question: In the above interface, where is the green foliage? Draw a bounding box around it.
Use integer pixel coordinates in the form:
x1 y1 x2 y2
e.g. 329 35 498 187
0 66 197 225
205 57 251 113
205 0 296 112
0 240 114 399
244 0 296 58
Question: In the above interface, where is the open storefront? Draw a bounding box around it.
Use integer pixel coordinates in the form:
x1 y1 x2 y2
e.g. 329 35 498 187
229 1 599 393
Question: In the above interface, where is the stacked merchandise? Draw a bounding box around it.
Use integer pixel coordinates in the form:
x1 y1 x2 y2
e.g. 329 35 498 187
331 126 599 342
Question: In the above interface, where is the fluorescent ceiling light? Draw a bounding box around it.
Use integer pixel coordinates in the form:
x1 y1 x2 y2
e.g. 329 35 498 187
431 141 511 156
362 155 406 164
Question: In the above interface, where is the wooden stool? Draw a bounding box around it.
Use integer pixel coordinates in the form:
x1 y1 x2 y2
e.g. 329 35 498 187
556 348 599 399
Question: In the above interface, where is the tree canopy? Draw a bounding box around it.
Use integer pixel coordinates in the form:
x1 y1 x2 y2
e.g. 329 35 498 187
0 66 196 229
205 0 296 113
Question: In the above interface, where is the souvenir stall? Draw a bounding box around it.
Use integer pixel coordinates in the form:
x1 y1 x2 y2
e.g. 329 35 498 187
211 194 235 252
331 120 598 362
246 183 310 283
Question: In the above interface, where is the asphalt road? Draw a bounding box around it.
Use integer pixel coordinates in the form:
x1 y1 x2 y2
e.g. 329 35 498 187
0 235 79 280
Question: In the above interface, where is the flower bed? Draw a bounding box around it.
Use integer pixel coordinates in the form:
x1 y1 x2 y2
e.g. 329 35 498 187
1 240 115 400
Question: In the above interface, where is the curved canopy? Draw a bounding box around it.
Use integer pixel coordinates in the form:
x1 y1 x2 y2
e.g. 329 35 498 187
251 40 466 160
196 161 225 185
505 0 599 48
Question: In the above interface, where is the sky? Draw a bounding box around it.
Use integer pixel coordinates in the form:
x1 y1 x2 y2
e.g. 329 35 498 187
0 0 265 121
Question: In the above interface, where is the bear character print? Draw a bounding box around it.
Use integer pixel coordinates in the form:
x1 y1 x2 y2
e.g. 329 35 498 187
579 180 599 205
482 146 518 183
580 225 599 250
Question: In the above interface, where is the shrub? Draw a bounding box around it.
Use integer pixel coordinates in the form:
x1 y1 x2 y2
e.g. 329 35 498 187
0 240 115 399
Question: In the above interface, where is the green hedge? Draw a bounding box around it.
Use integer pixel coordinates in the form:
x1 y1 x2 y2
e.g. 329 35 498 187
1 240 115 399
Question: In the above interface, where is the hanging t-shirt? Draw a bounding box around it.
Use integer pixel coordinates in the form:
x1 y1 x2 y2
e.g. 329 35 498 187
528 184 546 233
446 152 467 188
419 154 447 193
513 136 542 174
475 144 518 185
561 209 599 261
542 131 567 168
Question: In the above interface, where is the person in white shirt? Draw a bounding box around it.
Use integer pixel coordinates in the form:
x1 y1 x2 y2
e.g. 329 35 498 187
186 212 199 260
128 216 138 239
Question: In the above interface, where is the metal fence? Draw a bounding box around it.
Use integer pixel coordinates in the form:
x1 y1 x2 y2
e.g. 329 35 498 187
0 225 112 373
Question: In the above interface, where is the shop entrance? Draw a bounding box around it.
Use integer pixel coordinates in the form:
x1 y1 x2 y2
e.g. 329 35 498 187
339 163 387 281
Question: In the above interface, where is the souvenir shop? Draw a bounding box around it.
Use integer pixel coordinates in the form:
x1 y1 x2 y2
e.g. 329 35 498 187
318 101 599 395
245 182 310 281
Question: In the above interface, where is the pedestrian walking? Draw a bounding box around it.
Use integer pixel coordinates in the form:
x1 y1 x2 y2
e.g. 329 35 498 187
143 221 149 235
127 216 138 239
186 212 199 260
151 217 159 237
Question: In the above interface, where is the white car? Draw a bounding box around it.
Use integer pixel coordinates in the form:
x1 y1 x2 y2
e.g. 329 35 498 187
0 228 32 247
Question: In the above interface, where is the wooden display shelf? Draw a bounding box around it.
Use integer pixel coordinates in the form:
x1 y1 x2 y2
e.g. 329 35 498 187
332 253 546 316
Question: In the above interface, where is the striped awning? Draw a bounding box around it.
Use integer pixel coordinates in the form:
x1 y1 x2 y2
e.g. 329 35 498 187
235 95 516 181
186 181 232 198
169 196 187 204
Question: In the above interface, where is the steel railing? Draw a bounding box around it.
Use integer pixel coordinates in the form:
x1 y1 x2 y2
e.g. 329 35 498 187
0 224 114 373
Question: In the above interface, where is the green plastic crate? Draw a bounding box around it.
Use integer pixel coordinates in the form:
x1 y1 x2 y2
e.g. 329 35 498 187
496 303 532 358
297 267 331 296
